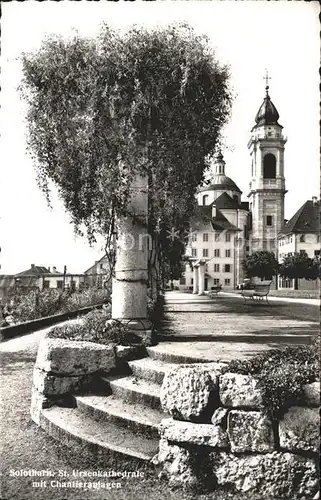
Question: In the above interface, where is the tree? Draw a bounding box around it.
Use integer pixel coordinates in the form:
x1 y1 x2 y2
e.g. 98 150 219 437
243 251 279 280
20 24 232 286
279 252 320 289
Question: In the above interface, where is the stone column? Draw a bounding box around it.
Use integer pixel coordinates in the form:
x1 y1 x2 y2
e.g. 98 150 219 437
193 265 199 294
112 174 152 334
198 262 205 295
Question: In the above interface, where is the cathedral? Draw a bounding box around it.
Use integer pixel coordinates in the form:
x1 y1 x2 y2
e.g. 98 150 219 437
179 80 289 292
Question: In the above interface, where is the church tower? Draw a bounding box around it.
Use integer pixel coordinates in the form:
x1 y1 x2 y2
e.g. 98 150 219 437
248 74 287 256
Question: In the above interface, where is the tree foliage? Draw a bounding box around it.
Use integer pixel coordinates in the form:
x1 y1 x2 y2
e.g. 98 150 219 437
243 251 278 279
279 252 320 281
21 23 232 279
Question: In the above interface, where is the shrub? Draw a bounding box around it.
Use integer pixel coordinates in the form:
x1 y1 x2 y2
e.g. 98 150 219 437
227 337 320 419
48 310 140 346
62 287 110 312
11 287 111 324
13 289 63 322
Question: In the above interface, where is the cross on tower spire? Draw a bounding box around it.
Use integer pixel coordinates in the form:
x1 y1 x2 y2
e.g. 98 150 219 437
264 69 271 95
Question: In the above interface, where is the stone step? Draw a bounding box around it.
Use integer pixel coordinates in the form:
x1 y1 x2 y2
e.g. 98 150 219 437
101 374 161 410
146 345 213 364
40 406 158 468
75 394 164 438
128 358 177 385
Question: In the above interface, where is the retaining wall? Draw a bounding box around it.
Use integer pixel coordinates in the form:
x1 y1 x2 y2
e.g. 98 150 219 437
155 364 320 499
0 304 104 342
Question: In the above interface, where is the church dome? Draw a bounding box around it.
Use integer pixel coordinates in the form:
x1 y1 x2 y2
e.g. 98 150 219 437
254 88 280 127
199 174 241 193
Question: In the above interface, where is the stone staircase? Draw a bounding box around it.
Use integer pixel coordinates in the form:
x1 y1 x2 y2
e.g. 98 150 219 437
39 346 210 468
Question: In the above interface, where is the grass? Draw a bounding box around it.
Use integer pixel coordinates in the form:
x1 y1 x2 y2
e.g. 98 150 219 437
0 345 254 500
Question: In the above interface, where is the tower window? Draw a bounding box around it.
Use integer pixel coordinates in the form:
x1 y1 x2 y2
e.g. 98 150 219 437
203 248 209 257
225 233 231 242
192 248 197 257
300 235 305 243
203 233 208 242
266 216 273 226
263 154 276 179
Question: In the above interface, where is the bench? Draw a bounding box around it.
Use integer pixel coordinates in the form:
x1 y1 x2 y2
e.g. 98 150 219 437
241 281 272 304
208 285 222 297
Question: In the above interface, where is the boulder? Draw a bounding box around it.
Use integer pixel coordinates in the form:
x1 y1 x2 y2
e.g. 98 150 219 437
161 363 226 422
35 338 115 375
159 417 228 448
302 381 320 407
227 410 274 452
33 367 92 396
279 406 319 453
212 451 318 498
219 373 263 408
152 438 197 486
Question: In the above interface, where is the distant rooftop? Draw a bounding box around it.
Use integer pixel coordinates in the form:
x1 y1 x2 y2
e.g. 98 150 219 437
279 199 320 236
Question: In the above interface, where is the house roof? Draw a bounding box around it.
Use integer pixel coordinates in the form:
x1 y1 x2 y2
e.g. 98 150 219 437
215 192 242 210
15 265 50 277
84 254 109 274
190 203 240 232
0 275 39 288
279 200 320 236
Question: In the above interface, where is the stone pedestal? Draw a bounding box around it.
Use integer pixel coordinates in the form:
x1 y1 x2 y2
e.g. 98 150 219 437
198 262 205 295
112 175 152 333
193 265 199 294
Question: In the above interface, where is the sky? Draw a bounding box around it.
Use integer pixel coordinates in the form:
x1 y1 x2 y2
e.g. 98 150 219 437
0 1 319 275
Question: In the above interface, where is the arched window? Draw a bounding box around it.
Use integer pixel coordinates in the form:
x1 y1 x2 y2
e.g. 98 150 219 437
263 154 276 179
203 194 209 206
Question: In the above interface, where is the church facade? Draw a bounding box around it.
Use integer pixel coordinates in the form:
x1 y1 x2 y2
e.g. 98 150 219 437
178 81 290 292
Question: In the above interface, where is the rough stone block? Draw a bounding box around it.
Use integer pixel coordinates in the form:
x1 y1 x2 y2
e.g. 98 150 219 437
279 406 319 453
302 382 320 407
212 451 318 498
219 373 263 408
35 338 115 375
161 364 226 422
227 410 274 453
33 367 92 396
159 417 228 448
152 438 197 485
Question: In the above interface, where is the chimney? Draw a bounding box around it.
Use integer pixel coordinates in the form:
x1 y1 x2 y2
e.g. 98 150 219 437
53 266 57 273
48 267 51 273
31 264 35 269
312 196 318 206
212 205 217 218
